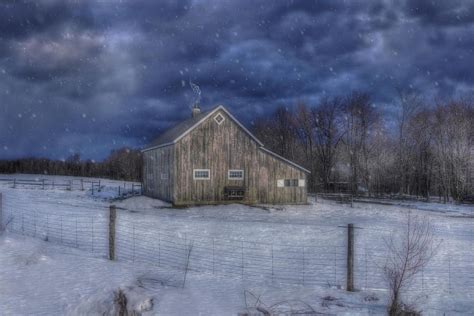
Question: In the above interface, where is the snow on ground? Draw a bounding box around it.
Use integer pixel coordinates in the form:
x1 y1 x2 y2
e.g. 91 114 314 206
355 196 474 217
0 233 151 315
0 233 388 315
1 174 474 315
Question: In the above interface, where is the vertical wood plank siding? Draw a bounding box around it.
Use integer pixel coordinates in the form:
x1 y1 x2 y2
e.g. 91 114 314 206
169 109 307 205
143 145 174 201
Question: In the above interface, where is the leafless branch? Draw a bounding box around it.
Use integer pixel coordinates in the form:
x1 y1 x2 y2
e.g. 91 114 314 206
383 211 440 315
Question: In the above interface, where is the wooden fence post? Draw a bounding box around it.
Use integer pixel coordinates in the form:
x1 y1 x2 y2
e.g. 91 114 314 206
81 179 84 191
109 205 117 260
347 223 355 291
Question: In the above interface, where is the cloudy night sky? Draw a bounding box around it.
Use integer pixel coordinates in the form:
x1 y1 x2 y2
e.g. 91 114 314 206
0 0 473 160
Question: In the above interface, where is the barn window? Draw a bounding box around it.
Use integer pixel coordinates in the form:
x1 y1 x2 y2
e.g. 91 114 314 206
161 173 168 180
280 179 299 187
194 169 210 180
284 179 298 187
228 169 244 180
214 113 225 125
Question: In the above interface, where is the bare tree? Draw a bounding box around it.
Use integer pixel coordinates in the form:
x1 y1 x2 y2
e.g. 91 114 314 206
294 103 315 189
341 92 380 195
253 106 299 161
431 101 473 202
406 109 434 200
384 212 439 315
251 95 473 199
311 97 345 192
395 91 424 196
366 127 396 196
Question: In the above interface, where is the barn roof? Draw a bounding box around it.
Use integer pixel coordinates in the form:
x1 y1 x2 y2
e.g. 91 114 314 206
142 105 310 173
144 107 215 150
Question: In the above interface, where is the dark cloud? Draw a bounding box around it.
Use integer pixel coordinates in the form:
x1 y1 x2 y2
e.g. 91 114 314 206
403 0 474 26
1 0 474 160
0 1 95 39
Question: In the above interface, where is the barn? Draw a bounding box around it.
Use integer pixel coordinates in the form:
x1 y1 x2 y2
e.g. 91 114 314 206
142 105 310 205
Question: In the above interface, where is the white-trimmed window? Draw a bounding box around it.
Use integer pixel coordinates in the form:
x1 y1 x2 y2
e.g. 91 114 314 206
278 179 304 187
228 169 244 180
214 113 225 125
161 173 169 180
194 169 210 180
284 179 299 187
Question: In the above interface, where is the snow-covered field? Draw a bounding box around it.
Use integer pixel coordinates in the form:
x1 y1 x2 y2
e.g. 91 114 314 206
0 233 389 315
1 174 473 315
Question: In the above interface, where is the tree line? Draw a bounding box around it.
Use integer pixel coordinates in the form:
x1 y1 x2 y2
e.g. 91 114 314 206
0 92 472 202
253 91 474 202
0 148 143 182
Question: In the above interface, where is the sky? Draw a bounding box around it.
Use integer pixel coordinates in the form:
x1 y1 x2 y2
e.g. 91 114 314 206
0 0 473 160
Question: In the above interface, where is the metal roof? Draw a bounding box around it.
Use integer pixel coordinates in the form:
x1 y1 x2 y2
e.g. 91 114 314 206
143 107 215 151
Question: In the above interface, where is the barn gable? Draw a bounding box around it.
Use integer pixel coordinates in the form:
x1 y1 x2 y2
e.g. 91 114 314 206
143 105 309 174
142 105 309 205
143 105 264 152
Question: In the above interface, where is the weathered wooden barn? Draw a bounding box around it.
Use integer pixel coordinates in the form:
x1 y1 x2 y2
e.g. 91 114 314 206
142 105 309 205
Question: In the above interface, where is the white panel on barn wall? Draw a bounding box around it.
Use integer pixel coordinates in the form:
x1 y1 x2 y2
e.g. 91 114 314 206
298 179 305 187
277 179 284 187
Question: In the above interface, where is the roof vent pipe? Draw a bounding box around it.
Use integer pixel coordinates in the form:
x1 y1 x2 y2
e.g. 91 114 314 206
192 104 201 117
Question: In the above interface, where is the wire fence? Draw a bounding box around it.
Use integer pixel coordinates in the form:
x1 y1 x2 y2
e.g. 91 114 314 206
114 215 349 287
1 192 473 299
0 178 143 200
0 177 98 190
2 205 109 258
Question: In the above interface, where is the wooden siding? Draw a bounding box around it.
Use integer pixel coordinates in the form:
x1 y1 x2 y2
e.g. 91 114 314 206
143 145 174 201
172 109 307 205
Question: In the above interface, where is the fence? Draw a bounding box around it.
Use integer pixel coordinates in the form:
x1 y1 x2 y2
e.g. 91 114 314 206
114 214 349 288
0 177 95 190
1 192 473 298
0 177 142 198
